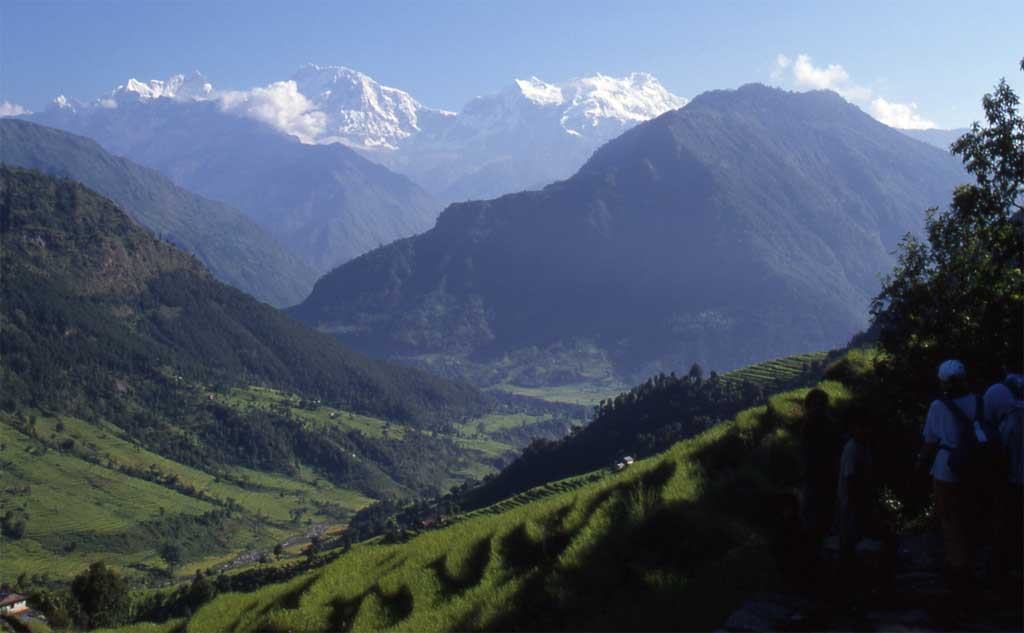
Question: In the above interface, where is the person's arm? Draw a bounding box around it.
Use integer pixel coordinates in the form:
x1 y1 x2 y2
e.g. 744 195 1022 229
918 402 940 472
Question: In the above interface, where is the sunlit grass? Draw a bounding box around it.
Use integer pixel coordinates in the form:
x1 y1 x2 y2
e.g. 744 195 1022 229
178 370 856 633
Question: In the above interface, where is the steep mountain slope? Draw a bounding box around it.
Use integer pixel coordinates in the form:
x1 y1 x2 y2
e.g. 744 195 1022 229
0 165 489 440
0 119 315 307
291 85 965 379
28 99 439 274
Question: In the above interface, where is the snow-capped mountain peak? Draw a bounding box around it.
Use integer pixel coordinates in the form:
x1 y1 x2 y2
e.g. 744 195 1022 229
559 72 687 134
291 63 454 149
112 71 213 103
513 77 565 106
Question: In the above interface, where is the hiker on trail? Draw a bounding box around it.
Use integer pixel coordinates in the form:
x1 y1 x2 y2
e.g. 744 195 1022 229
917 360 996 587
836 408 878 567
800 388 841 545
985 369 1024 578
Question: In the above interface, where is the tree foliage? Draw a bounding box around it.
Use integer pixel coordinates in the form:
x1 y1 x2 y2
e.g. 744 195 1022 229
70 562 131 629
871 73 1023 391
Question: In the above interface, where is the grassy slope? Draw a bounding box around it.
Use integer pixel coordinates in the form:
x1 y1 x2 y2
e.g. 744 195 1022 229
174 352 872 632
0 411 372 583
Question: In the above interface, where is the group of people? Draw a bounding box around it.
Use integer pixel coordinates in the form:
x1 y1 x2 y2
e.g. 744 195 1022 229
798 360 1024 593
918 360 1023 587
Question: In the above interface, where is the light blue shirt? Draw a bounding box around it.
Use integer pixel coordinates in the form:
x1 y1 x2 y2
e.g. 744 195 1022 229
923 394 978 483
987 375 1024 485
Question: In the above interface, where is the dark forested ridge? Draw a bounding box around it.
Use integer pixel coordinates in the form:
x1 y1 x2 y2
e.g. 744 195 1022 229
0 167 489 458
291 84 966 381
0 119 316 307
460 354 834 510
28 100 440 275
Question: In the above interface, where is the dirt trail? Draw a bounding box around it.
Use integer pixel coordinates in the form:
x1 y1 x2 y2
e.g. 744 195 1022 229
722 532 1023 632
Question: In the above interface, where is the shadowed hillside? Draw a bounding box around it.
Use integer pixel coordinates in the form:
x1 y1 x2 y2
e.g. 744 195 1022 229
291 84 965 382
0 119 316 307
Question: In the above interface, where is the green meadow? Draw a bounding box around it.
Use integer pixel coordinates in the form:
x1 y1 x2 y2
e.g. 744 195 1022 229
0 410 372 584
0 385 577 587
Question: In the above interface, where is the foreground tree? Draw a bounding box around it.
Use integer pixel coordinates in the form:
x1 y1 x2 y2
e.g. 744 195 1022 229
871 69 1023 391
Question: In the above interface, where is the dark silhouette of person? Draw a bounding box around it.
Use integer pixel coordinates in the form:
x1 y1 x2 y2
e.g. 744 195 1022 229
800 388 841 546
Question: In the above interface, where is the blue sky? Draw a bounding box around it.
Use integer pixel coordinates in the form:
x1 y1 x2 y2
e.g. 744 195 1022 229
1 0 1021 128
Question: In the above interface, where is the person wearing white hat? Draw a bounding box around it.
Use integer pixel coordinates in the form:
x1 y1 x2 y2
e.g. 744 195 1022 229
917 359 980 585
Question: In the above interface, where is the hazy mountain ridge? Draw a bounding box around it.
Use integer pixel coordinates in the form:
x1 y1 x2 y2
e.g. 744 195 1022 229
0 119 317 307
291 84 966 379
897 126 969 151
0 166 486 429
28 99 440 274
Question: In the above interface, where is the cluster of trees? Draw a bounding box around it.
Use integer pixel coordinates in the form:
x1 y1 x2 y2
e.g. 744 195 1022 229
24 562 221 629
859 66 1023 510
460 364 822 511
0 509 27 540
873 72 1023 394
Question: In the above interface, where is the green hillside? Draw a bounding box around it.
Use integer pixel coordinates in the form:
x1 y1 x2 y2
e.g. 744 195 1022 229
0 167 588 587
0 411 371 582
154 356 868 632
0 119 316 307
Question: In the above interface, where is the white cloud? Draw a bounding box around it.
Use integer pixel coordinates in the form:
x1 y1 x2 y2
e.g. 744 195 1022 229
218 81 326 143
792 54 849 91
771 52 935 130
869 97 935 129
770 54 792 80
0 101 30 117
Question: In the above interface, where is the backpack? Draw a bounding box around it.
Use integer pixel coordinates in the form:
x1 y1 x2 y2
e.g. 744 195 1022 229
1003 378 1024 403
941 396 1001 480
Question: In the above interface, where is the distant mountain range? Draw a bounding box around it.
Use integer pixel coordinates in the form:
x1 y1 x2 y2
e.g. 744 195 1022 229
28 90 440 275
31 65 687 211
290 84 966 379
359 69 688 203
897 127 969 151
0 119 317 307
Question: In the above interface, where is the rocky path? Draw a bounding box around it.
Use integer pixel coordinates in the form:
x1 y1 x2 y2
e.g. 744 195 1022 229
722 532 1023 632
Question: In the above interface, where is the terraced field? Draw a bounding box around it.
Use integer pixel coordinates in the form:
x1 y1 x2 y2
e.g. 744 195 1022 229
719 351 829 388
169 356 867 632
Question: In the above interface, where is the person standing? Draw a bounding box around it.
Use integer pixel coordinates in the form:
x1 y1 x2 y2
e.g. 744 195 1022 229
985 369 1024 579
800 388 841 545
836 411 876 565
917 360 980 588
